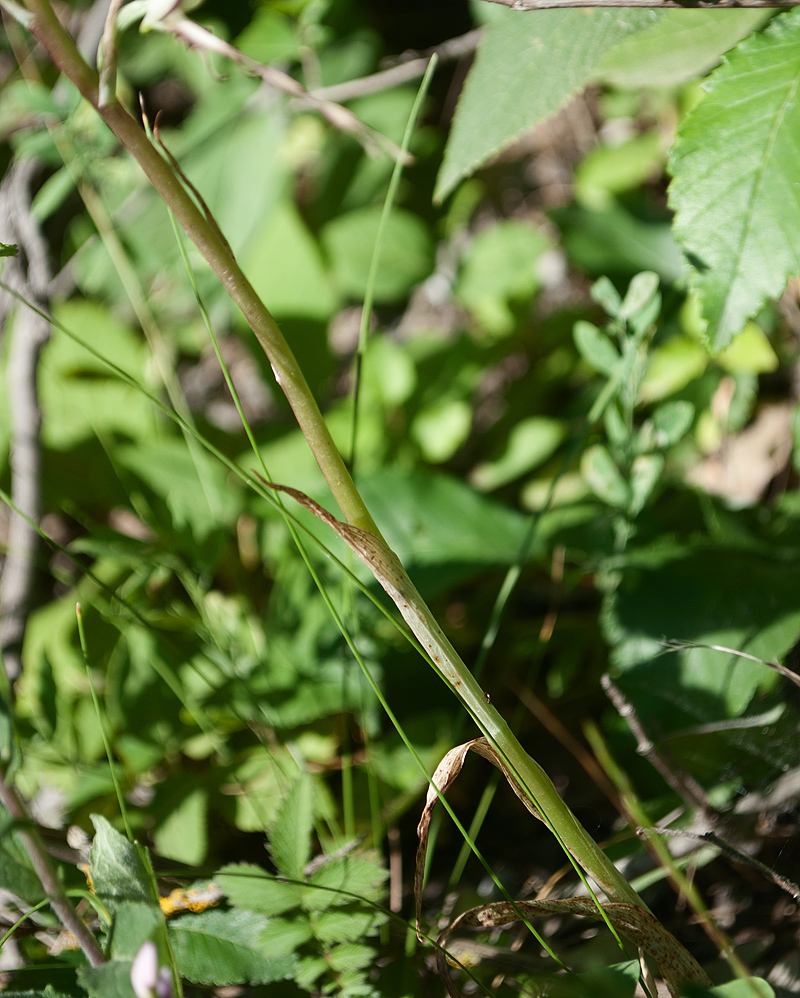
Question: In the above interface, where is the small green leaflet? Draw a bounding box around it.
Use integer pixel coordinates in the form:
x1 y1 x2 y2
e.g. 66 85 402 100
669 8 800 349
0 243 18 257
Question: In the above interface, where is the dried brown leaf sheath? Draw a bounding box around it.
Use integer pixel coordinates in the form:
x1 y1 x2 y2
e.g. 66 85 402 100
436 898 712 998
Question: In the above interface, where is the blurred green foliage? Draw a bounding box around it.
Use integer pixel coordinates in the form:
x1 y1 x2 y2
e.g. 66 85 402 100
1 1 799 996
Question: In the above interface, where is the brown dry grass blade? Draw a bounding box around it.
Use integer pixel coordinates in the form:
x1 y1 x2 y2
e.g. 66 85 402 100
414 737 545 940
437 898 712 998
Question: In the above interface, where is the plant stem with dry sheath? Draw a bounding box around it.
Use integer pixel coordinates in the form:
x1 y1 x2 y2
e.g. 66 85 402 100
19 3 709 987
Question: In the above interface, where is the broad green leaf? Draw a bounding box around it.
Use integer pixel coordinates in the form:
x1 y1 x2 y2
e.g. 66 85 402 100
216 862 302 916
235 7 300 64
649 400 695 449
240 200 337 322
706 979 774 998
556 204 683 283
638 336 708 403
0 242 17 257
268 771 314 880
456 219 549 335
668 9 800 349
109 902 164 960
321 206 433 303
596 10 772 88
411 399 472 463
117 438 239 542
0 845 44 903
153 786 208 867
78 960 138 998
89 815 153 908
358 467 544 595
39 300 155 450
716 322 779 374
170 907 295 985
436 8 656 201
605 547 800 717
471 417 565 491
573 321 620 377
575 131 664 210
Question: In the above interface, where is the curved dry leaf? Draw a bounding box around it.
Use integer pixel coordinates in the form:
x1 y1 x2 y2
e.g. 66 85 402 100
414 737 546 940
437 898 712 998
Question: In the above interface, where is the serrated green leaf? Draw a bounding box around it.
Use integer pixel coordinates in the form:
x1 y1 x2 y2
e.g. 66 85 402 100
436 9 656 201
574 321 621 377
596 10 771 88
668 9 800 349
89 815 153 908
327 941 374 973
315 907 386 945
170 907 295 985
305 852 386 912
216 862 303 916
268 772 314 880
258 915 314 956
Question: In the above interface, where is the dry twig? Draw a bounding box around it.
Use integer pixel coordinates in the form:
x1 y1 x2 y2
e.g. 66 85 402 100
0 160 51 681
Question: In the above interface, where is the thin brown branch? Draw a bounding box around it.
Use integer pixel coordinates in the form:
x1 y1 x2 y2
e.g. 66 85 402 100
0 763 105 965
156 14 411 162
480 0 793 8
647 827 800 903
310 29 482 104
660 639 800 691
601 674 714 819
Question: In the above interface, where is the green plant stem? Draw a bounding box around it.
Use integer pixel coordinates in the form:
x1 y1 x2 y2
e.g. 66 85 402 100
23 9 711 981
23 0 378 536
25 0 637 906
0 764 105 966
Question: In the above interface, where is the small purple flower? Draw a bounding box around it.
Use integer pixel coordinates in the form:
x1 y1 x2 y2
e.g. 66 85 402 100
131 940 174 998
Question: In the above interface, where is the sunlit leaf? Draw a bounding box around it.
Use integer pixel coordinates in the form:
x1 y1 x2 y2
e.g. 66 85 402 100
436 8 656 201
596 10 771 88
668 9 800 348
170 908 295 985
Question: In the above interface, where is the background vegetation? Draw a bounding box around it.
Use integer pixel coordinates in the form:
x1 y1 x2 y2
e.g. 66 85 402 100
1 1 799 996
